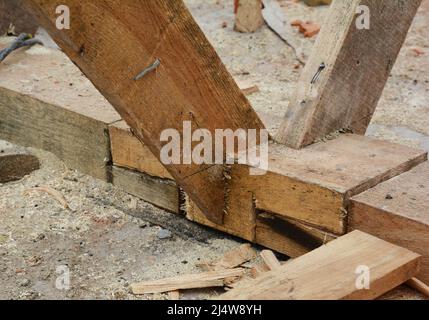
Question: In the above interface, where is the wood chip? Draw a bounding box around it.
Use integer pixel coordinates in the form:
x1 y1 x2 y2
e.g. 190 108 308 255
213 244 257 269
407 278 429 297
131 268 246 295
241 85 260 96
168 290 180 300
23 186 69 209
260 250 282 270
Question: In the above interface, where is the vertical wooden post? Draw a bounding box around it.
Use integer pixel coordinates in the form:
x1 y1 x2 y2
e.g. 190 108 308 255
275 0 422 149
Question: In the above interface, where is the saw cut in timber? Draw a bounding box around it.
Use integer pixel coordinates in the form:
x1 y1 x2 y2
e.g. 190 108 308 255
350 162 429 285
275 0 422 148
0 150 40 183
222 231 421 300
23 0 266 224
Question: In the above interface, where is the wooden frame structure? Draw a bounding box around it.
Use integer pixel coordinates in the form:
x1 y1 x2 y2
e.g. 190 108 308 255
1 0 428 288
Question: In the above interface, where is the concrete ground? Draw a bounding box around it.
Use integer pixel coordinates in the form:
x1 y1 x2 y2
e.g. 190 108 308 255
0 0 428 300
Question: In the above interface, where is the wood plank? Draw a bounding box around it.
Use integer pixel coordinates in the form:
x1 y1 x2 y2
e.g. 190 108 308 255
131 268 246 295
24 0 266 224
188 135 427 236
350 162 429 284
0 87 112 181
222 231 421 300
111 166 179 214
275 0 422 148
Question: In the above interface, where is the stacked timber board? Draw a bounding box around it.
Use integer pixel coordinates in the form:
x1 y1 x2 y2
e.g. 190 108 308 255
0 46 427 264
350 162 429 284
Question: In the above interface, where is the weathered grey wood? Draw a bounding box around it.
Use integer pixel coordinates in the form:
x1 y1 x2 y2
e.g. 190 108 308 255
0 87 112 181
111 166 179 214
0 150 40 183
275 0 422 149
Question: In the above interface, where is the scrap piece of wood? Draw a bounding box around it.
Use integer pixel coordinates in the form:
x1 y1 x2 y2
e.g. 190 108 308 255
24 0 266 224
23 186 69 209
260 250 281 270
350 162 429 284
222 231 421 300
168 290 180 300
262 0 305 64
0 44 119 182
214 244 257 269
0 0 38 35
407 278 429 297
111 166 179 214
131 268 246 295
241 85 260 96
275 0 422 148
234 0 264 33
0 151 39 183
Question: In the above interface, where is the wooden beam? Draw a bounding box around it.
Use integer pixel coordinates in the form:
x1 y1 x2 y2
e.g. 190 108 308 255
23 0 265 224
275 0 422 149
350 162 429 284
222 231 421 300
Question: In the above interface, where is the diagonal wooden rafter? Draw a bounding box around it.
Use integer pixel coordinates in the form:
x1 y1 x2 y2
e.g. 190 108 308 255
275 0 422 149
22 0 266 224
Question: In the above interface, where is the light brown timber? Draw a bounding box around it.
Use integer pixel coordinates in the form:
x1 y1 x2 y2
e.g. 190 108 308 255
222 231 421 300
350 162 429 284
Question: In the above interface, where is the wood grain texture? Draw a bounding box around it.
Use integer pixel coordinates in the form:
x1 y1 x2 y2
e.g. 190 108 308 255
0 0 38 35
0 151 40 183
23 0 265 224
234 0 264 33
109 121 173 180
275 0 422 148
222 231 421 300
350 162 429 284
0 87 112 181
111 166 179 214
188 134 426 237
131 268 246 295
